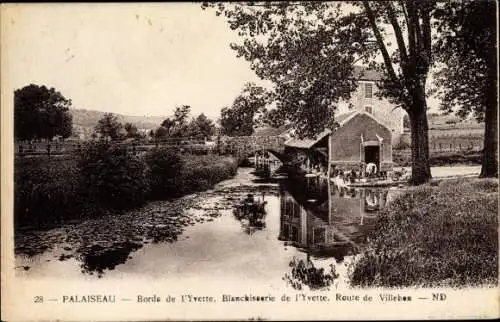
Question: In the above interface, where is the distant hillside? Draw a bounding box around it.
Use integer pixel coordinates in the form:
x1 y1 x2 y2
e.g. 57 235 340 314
70 108 168 130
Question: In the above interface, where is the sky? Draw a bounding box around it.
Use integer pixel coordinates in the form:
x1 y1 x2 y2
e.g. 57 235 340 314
3 3 441 121
3 3 271 119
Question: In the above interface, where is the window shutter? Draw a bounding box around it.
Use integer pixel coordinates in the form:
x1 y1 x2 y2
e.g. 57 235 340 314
364 83 373 98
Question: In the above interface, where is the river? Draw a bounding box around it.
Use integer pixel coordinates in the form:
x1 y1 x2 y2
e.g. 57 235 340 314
15 166 400 290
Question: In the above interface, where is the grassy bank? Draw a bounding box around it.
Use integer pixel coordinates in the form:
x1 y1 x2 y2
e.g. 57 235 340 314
15 149 238 230
393 149 482 167
14 156 101 228
180 154 238 194
349 178 498 287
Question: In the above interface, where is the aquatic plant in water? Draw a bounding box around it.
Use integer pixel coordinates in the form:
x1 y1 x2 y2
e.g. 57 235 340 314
283 256 339 290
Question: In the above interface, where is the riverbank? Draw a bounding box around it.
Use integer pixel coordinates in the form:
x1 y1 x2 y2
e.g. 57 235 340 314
349 177 498 287
15 174 279 277
15 151 238 231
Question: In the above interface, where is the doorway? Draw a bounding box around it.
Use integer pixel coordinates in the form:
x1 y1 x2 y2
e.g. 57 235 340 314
364 145 380 169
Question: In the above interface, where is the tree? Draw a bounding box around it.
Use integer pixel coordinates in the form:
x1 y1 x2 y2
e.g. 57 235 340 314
219 82 270 136
256 107 287 128
78 140 149 209
124 122 140 138
94 113 124 141
203 1 439 184
14 84 73 141
434 0 497 178
173 105 191 127
154 126 169 141
160 118 176 136
161 105 192 137
187 113 216 139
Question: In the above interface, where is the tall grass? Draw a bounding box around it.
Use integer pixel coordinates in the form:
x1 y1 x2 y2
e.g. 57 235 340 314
180 154 238 194
14 156 103 228
15 143 238 230
349 178 498 287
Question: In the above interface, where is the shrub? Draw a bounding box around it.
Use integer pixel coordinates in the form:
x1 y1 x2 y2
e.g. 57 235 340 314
179 155 238 194
15 147 238 230
349 179 498 287
14 156 84 228
145 147 184 198
393 140 410 150
78 140 149 210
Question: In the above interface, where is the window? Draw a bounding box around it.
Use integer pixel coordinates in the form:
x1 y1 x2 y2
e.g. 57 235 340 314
364 82 373 98
365 105 373 114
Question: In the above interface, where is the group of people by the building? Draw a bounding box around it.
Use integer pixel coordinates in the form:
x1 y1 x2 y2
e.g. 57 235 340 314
299 155 410 185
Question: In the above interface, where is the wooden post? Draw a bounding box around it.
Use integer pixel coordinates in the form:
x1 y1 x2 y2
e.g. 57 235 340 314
327 179 332 225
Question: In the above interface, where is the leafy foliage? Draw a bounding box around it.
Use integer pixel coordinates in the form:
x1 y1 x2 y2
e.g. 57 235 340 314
14 84 73 140
124 122 140 138
94 113 125 141
145 148 185 198
220 82 270 136
256 107 287 128
155 105 216 140
180 155 238 193
160 105 192 138
433 0 496 121
15 152 239 229
186 113 216 139
433 0 497 178
350 179 498 287
77 141 149 209
14 157 83 228
203 1 437 183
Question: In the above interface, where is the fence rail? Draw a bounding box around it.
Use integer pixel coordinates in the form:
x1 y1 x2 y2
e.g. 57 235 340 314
15 135 287 161
15 136 214 157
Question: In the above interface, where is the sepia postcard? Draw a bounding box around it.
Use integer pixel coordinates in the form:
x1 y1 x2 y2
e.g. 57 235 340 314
1 2 499 321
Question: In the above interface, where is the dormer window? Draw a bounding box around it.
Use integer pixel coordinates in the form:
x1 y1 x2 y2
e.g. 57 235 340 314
364 82 373 98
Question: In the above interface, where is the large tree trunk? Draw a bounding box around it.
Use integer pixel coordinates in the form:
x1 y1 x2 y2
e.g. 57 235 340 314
408 88 432 185
479 68 498 177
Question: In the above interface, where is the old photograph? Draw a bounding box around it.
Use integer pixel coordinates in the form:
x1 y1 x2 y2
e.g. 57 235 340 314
1 1 498 321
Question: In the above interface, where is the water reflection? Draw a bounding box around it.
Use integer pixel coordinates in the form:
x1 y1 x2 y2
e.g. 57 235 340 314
277 175 389 290
16 166 395 285
233 192 268 235
279 175 389 260
78 241 143 277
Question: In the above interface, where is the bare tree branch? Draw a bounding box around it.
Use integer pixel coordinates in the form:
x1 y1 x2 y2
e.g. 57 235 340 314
399 0 410 29
362 1 399 84
384 2 409 76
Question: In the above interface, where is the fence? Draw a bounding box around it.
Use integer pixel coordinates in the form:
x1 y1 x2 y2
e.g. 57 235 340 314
15 136 215 157
397 132 483 152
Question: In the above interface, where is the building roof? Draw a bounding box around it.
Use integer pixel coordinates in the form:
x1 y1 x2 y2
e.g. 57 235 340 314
284 111 390 150
338 110 388 128
335 111 356 124
284 129 332 149
352 66 383 81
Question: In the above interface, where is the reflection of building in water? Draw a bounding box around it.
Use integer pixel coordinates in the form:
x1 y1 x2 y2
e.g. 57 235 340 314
278 181 389 259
